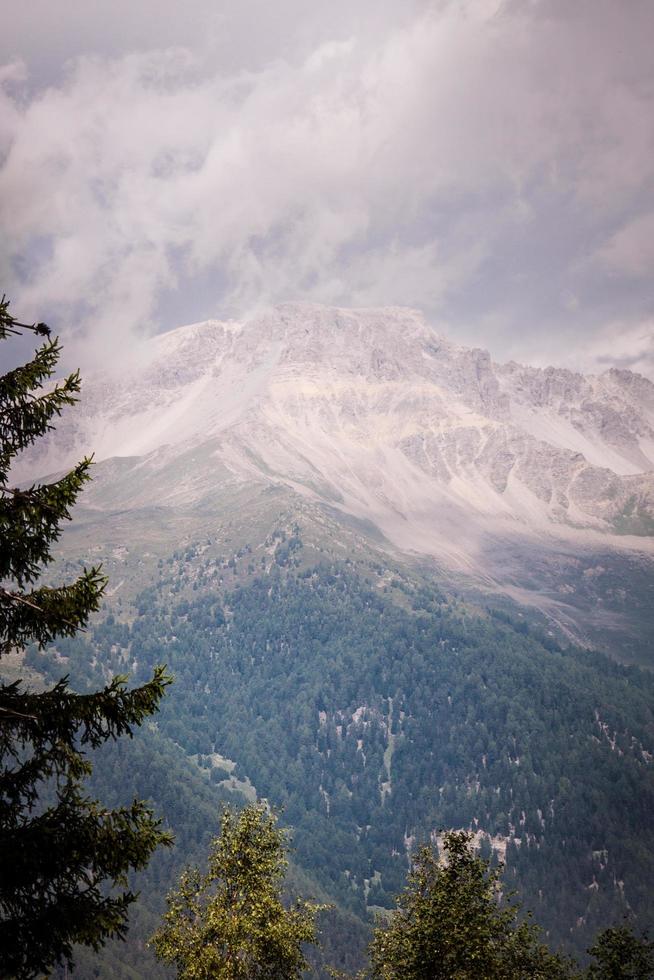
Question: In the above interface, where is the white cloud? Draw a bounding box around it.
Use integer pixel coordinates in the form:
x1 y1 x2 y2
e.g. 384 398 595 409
582 320 654 377
0 0 653 373
597 212 654 280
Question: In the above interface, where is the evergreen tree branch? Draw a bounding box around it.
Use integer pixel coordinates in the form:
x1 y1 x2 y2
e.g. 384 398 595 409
0 296 173 978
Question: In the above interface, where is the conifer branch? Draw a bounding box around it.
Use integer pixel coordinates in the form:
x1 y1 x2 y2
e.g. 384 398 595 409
0 586 85 633
0 295 172 977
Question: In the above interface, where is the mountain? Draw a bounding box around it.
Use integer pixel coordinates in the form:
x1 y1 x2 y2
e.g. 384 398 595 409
15 304 654 976
20 303 654 662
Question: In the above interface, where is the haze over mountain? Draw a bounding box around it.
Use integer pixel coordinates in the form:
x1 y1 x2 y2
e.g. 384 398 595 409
22 303 654 659
18 303 654 978
6 3 654 975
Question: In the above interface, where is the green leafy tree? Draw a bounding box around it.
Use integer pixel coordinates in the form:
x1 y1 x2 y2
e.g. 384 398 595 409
369 830 575 979
0 297 172 979
150 802 323 979
587 925 654 979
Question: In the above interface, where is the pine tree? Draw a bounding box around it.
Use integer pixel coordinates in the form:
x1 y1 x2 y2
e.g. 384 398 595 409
150 803 323 979
0 296 172 979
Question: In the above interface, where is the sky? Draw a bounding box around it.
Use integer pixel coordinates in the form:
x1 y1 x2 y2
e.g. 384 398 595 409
1 0 653 377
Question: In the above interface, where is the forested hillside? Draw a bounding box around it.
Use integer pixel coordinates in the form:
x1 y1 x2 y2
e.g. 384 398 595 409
31 525 654 976
6 1 654 969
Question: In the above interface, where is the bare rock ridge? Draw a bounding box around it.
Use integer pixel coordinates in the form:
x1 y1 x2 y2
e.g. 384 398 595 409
18 304 654 572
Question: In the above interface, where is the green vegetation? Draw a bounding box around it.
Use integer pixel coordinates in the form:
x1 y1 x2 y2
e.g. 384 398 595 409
145 815 652 980
5 297 652 976
35 531 654 974
369 830 574 979
587 925 654 979
366 832 653 979
4 298 653 980
0 298 171 978
151 803 323 979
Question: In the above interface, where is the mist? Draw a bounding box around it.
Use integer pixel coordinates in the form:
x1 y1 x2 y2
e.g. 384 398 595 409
1 0 653 376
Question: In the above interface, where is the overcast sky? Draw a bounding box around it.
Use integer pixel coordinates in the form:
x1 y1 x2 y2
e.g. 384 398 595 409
1 0 653 377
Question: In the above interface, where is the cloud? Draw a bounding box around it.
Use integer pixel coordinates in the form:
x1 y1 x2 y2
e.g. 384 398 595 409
597 212 654 280
585 320 654 377
0 0 653 374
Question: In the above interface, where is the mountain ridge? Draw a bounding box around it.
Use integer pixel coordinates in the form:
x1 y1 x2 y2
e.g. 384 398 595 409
20 302 654 503
18 303 654 660
15 306 654 976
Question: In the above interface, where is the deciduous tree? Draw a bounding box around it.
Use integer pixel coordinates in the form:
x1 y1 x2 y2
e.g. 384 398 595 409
369 830 575 979
587 924 654 979
150 802 323 979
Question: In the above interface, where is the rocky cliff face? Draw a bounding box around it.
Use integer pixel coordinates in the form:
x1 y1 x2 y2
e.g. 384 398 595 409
17 304 654 569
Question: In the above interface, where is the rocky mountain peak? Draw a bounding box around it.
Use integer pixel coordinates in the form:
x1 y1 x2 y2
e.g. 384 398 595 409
14 304 654 567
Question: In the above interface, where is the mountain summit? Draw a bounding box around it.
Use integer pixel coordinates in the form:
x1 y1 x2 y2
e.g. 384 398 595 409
21 303 654 656
16 306 654 977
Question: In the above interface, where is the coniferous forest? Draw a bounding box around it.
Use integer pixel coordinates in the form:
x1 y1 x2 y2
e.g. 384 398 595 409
5 3 654 977
30 552 654 977
2 303 654 979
